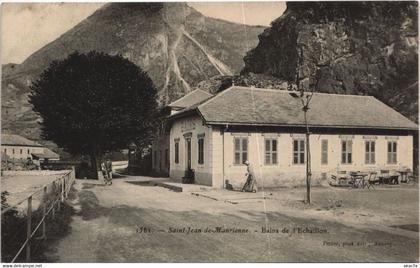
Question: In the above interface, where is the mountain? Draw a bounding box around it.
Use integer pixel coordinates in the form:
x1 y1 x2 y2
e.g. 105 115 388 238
242 1 418 123
1 3 264 139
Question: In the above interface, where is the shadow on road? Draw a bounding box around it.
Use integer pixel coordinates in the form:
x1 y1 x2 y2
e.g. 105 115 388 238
78 190 110 220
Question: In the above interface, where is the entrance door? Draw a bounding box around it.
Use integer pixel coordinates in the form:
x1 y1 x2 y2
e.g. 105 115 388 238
185 138 191 170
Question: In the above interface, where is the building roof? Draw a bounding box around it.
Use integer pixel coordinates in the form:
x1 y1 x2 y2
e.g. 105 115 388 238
1 134 43 147
168 89 213 109
171 86 418 130
32 148 60 160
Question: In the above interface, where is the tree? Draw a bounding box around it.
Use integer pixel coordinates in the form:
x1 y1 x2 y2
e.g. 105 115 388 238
288 88 314 204
29 51 158 177
288 52 318 204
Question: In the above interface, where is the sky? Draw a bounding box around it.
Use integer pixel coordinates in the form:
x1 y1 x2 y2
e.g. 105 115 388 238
1 2 286 64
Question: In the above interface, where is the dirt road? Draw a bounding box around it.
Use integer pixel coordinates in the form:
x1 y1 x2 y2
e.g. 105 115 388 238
46 178 419 262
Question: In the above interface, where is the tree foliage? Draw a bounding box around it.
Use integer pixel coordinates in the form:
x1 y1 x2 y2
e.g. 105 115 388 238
29 51 158 170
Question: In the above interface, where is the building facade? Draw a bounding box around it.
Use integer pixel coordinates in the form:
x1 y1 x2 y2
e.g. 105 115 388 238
151 89 213 176
151 124 170 176
1 134 59 161
168 86 418 188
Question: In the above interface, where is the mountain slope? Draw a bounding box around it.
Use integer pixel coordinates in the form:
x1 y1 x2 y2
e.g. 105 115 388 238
2 3 264 139
242 1 418 123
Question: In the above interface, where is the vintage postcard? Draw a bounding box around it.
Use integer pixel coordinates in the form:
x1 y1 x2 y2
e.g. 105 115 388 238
1 1 419 265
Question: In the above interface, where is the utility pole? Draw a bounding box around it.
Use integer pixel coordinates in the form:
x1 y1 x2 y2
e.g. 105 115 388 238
302 94 312 204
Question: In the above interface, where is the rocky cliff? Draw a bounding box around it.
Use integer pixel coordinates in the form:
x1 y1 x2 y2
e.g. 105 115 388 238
243 1 418 123
2 3 264 139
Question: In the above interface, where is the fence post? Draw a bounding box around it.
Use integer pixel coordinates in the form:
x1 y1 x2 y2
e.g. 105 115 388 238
72 166 76 180
42 186 47 240
68 167 76 196
57 181 61 212
67 172 70 197
52 181 56 217
26 196 32 262
63 175 66 198
61 177 65 202
65 173 69 198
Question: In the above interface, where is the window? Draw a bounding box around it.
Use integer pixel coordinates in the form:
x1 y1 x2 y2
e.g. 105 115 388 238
387 141 397 164
4 149 6 154
20 149 23 154
321 140 328 165
198 137 204 164
234 137 248 165
28 149 30 154
341 140 353 164
174 141 179 164
293 139 305 164
12 149 15 154
365 141 375 164
265 139 278 165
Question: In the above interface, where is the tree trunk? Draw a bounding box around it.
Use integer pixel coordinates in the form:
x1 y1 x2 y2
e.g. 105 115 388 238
304 109 311 204
89 152 99 179
306 132 311 204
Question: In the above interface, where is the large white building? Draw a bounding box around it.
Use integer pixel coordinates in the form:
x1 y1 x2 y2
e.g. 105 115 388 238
166 86 418 188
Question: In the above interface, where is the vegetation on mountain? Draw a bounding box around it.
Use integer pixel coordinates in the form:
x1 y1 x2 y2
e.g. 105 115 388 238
243 1 418 122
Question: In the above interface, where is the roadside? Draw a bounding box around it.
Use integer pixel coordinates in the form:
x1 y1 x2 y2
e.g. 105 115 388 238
44 176 419 262
191 184 419 234
1 185 77 263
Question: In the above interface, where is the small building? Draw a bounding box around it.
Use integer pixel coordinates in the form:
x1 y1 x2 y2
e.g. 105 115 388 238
1 134 59 162
31 148 60 162
150 89 213 176
167 86 418 188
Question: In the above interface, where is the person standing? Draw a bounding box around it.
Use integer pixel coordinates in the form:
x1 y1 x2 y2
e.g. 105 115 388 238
101 160 109 185
242 160 257 193
106 158 113 185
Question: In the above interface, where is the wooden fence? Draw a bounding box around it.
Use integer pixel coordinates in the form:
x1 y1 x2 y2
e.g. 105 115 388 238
1 167 76 262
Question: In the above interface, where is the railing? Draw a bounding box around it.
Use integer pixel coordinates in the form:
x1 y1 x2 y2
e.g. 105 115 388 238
1 167 76 263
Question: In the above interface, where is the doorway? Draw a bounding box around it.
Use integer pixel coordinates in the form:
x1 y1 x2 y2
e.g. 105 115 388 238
185 137 191 170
